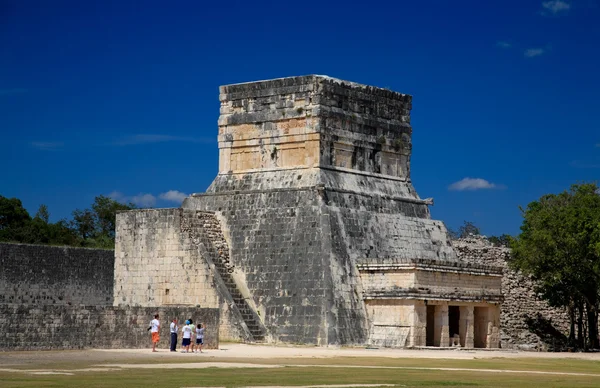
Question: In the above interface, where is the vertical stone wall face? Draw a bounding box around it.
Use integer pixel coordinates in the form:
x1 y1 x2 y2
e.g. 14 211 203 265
0 243 114 305
0 305 219 351
185 186 332 345
364 300 415 347
114 209 219 308
454 236 570 350
0 243 220 351
114 208 244 342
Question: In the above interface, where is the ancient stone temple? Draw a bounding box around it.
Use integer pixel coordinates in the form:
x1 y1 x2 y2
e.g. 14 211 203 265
114 75 503 348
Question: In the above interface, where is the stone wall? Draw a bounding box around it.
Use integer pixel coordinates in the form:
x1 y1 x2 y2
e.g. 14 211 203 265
114 209 220 307
0 242 220 351
0 304 219 351
0 243 114 306
185 185 333 345
114 209 247 342
454 236 570 350
217 75 412 179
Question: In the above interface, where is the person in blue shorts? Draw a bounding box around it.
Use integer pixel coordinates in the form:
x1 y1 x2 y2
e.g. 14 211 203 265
193 323 205 353
181 319 193 353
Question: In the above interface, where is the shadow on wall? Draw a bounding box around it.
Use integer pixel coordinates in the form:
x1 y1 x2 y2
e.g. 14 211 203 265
524 313 570 351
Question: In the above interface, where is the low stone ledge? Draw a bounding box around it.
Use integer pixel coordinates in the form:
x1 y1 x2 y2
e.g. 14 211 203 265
357 260 503 275
363 290 503 303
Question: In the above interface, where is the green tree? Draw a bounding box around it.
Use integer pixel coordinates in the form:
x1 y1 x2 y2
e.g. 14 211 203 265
458 221 480 238
72 195 135 248
72 208 96 240
35 204 50 223
488 234 512 247
0 196 32 242
510 183 600 349
91 195 135 239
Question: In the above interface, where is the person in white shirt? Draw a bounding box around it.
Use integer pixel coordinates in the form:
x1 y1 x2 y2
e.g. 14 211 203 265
169 318 178 352
181 319 193 353
150 314 160 352
193 323 205 353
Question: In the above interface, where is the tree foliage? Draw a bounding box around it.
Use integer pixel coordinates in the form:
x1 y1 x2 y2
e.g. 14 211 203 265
510 183 600 350
487 234 512 247
448 220 481 239
0 195 135 249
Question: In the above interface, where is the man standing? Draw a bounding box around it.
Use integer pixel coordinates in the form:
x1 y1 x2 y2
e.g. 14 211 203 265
169 318 178 352
150 314 160 352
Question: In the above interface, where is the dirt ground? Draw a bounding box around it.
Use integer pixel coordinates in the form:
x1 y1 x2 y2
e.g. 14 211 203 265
2 343 600 368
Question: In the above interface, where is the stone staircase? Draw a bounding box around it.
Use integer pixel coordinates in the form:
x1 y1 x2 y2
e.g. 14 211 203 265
181 210 266 342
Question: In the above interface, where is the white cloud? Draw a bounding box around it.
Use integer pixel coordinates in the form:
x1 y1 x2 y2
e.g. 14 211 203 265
130 193 157 207
109 191 156 207
113 134 212 146
159 190 188 203
110 190 188 207
448 178 500 191
31 141 63 150
542 0 571 14
497 41 512 48
524 48 545 58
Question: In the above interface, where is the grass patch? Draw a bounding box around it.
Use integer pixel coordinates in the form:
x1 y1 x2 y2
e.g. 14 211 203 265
2 365 600 388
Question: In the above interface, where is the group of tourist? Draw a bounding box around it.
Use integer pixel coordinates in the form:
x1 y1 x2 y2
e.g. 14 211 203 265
149 314 206 353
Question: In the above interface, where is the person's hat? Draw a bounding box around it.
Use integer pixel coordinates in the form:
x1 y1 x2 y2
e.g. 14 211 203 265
185 319 191 324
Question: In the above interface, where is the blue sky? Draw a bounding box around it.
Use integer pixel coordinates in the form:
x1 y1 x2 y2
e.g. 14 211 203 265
1 0 598 236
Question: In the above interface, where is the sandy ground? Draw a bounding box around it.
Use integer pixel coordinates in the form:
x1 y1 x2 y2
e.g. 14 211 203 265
100 343 600 360
2 343 600 367
1 344 600 379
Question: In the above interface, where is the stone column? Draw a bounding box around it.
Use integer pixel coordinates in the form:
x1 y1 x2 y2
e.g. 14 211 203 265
486 305 501 348
411 301 427 347
459 306 474 348
434 303 449 347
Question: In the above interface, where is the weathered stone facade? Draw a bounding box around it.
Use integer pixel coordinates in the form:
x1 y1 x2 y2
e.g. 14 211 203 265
115 75 503 348
0 243 219 351
454 236 570 350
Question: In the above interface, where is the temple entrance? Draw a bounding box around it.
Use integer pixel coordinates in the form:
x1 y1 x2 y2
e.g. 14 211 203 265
426 305 436 346
474 307 488 348
448 306 460 346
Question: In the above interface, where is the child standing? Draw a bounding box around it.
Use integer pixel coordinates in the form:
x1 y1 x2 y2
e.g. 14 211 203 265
194 323 205 353
181 319 193 353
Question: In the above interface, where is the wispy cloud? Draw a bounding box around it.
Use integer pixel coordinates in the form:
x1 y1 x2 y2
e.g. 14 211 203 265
131 193 157 207
541 0 571 15
113 134 212 146
0 88 27 96
448 178 502 191
595 143 600 148
159 190 188 204
31 141 64 151
524 48 545 58
109 191 157 207
570 160 600 169
497 41 512 48
110 189 188 207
